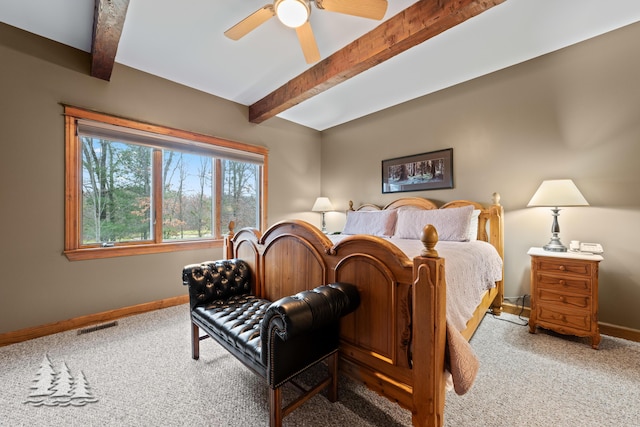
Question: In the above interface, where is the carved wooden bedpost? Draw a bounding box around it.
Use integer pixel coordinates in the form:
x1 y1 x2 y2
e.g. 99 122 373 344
489 193 504 315
412 224 446 426
223 221 235 260
420 224 439 258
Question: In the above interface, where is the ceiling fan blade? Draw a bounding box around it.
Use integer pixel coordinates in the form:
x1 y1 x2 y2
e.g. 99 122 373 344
315 0 387 20
295 22 320 64
224 5 275 40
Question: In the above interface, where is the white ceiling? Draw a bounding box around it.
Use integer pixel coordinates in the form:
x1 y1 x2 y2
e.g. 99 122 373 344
2 0 640 131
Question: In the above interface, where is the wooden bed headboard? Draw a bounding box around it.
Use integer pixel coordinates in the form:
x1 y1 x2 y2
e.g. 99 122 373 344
347 192 504 262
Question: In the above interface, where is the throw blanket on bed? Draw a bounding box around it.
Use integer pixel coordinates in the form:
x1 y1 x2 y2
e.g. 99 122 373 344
446 321 480 394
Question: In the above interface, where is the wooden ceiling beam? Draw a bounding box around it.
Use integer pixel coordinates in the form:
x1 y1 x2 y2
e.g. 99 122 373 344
91 0 130 81
249 0 506 124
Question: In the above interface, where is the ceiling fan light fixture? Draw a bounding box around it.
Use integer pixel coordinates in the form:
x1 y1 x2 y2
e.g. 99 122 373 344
275 0 310 28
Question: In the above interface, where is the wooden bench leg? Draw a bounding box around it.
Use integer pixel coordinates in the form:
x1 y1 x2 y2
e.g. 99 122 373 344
269 386 283 427
191 322 200 360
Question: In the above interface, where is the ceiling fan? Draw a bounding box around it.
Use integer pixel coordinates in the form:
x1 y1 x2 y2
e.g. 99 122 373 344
224 0 388 64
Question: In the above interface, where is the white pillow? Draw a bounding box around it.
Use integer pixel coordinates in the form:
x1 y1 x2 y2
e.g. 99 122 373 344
468 209 481 241
342 210 397 237
393 205 474 241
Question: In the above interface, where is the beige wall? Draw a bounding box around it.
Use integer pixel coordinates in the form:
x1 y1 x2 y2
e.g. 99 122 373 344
0 24 322 333
320 22 640 330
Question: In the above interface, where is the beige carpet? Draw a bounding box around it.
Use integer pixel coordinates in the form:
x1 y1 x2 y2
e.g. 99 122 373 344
1 306 638 426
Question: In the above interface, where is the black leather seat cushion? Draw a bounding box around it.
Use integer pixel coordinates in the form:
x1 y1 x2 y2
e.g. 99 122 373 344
192 294 270 376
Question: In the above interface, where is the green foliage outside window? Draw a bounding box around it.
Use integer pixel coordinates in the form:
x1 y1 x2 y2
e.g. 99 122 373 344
81 137 259 245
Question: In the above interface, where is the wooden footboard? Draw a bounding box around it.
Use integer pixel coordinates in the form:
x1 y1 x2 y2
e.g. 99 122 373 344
224 221 447 424
224 196 504 427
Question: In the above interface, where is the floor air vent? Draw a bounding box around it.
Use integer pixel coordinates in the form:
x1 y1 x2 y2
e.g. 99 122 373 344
77 321 118 335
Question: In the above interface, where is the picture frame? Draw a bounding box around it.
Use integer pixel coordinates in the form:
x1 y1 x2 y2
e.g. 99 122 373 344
382 148 453 194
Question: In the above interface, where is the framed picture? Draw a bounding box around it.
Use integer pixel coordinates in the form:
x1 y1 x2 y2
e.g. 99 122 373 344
382 148 453 193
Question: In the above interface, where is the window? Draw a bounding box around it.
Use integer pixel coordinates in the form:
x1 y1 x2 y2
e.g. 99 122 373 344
64 106 267 260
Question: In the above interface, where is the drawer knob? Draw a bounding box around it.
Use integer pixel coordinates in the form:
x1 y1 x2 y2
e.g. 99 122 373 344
559 265 566 271
560 296 566 303
559 280 566 286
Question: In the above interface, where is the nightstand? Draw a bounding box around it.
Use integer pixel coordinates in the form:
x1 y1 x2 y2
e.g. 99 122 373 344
528 247 603 349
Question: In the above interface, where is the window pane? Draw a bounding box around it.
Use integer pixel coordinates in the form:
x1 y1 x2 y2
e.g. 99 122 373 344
81 138 153 244
162 151 213 240
220 160 260 231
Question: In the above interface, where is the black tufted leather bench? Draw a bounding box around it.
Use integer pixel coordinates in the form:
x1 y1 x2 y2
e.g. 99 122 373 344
182 259 359 427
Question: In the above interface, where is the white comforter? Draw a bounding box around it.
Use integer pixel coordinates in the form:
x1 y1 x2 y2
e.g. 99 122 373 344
328 236 503 331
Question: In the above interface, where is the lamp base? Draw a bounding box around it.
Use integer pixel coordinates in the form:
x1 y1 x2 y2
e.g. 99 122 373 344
542 207 567 252
543 237 567 252
320 212 327 234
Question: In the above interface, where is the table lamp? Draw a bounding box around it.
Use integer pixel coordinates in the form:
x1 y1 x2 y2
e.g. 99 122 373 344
527 179 589 252
312 197 333 233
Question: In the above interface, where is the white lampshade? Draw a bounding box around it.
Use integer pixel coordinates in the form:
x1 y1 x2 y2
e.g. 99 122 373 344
312 197 333 212
528 179 588 252
527 179 589 207
275 0 310 28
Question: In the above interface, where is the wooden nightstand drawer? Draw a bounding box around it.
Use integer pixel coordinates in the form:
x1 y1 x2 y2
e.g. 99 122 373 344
536 306 591 332
537 288 590 309
536 259 592 276
535 274 591 294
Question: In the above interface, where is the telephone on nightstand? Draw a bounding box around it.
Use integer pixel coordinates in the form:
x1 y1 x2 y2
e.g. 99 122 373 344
569 241 604 254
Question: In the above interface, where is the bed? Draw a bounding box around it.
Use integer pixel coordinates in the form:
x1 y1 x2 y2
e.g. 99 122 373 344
223 194 504 426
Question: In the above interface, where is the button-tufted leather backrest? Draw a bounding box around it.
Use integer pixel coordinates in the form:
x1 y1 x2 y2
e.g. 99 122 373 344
182 259 252 308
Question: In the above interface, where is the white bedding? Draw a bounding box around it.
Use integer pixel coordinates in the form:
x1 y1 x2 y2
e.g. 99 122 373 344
328 235 503 331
